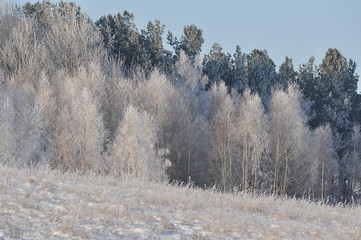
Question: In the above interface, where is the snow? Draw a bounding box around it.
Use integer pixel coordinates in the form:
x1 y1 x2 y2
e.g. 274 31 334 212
0 166 360 239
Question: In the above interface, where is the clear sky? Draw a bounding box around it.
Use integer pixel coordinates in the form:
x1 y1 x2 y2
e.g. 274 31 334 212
15 0 361 92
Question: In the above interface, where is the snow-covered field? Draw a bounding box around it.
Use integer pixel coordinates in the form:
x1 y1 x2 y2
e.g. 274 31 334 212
0 166 360 239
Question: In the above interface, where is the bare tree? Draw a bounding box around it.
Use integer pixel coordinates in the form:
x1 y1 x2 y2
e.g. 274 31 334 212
174 50 206 92
0 88 16 165
0 86 45 167
208 82 237 191
269 84 310 195
0 1 18 47
236 88 268 191
313 124 338 201
345 124 361 199
109 105 165 181
102 60 136 144
53 76 105 173
44 2 105 74
1 18 47 85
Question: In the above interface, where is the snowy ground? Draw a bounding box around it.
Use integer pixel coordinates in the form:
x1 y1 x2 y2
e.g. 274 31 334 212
0 166 360 239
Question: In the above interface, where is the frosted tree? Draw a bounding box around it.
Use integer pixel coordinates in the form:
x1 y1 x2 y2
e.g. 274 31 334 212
135 70 179 147
102 64 135 143
140 20 169 71
0 86 45 167
246 49 277 107
45 3 105 74
313 124 338 201
203 43 232 89
231 46 247 93
168 24 204 61
0 88 16 166
236 88 268 191
134 70 177 178
269 84 310 195
0 1 18 47
208 82 237 191
277 56 297 89
166 52 210 184
174 50 206 92
344 124 361 199
96 11 141 69
0 17 47 85
166 88 210 184
110 105 164 181
53 77 105 173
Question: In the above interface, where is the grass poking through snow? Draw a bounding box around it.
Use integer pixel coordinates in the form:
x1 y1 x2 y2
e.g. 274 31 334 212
0 166 360 239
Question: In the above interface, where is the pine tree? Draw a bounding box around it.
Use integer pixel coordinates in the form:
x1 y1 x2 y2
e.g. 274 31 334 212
140 20 171 72
277 56 297 89
246 49 277 107
96 11 141 69
203 43 232 89
167 24 204 61
231 46 247 93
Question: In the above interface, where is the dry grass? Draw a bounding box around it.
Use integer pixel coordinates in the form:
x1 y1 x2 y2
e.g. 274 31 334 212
0 165 360 239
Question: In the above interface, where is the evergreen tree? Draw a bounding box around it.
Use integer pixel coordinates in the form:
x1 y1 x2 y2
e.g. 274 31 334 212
140 20 171 72
203 43 232 89
316 49 355 137
277 56 297 89
96 11 142 69
167 24 204 61
246 49 277 107
231 46 247 93
319 49 360 201
21 1 54 27
297 56 319 123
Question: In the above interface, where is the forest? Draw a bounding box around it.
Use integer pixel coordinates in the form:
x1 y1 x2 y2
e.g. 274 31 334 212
0 0 360 203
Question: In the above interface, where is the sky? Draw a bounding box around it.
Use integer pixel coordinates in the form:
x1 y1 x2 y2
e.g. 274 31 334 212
15 0 361 92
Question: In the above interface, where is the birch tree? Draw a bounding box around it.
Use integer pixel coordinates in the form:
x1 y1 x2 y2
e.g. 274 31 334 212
208 82 237 191
53 77 105 173
269 84 310 195
344 124 361 199
313 124 338 200
110 105 164 181
0 86 45 167
236 88 268 191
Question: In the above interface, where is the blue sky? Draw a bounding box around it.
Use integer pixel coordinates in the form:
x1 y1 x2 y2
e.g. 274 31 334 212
15 0 361 92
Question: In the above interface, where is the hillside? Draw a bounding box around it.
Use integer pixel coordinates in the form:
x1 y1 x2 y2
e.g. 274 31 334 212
0 166 360 239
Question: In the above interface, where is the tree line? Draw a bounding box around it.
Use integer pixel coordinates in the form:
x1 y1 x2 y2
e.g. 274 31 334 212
0 1 360 203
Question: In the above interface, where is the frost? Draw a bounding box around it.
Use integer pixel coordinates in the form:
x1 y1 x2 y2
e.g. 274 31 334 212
1 166 361 239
